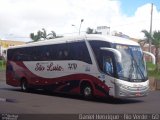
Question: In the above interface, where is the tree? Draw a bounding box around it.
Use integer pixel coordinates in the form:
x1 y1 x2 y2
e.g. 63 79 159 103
152 31 160 66
86 27 94 34
140 30 153 47
86 27 98 34
142 30 160 67
41 28 47 40
113 31 129 38
141 30 153 43
47 31 57 39
30 28 63 42
30 30 43 42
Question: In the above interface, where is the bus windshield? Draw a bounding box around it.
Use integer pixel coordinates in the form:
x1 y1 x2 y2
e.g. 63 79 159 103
115 44 147 82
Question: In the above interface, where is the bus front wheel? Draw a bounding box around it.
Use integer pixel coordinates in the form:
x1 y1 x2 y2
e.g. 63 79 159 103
21 79 28 92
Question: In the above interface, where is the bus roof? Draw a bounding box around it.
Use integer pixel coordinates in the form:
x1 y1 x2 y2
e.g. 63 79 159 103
8 34 139 49
86 34 139 46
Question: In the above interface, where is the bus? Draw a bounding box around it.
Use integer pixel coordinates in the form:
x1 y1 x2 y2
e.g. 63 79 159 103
6 35 155 98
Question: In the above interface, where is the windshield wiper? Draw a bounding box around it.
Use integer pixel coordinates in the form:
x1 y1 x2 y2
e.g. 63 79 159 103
130 50 145 81
128 57 135 81
133 58 146 80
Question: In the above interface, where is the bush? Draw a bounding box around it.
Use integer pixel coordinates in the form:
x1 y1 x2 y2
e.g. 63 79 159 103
0 60 5 71
146 62 156 71
0 56 3 60
147 62 160 80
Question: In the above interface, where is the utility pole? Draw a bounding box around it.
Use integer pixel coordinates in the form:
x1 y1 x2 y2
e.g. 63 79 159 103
149 3 153 52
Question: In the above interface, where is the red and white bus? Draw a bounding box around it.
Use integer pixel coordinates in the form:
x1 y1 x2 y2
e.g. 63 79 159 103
6 35 155 98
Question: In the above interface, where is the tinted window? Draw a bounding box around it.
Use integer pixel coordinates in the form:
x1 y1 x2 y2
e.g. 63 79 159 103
8 41 92 64
89 40 111 71
68 41 92 64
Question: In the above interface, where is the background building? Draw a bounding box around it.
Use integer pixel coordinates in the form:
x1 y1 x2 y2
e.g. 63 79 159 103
0 40 25 59
96 26 110 35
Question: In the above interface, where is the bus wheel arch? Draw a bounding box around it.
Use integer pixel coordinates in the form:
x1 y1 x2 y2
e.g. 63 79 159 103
20 78 29 92
80 81 94 99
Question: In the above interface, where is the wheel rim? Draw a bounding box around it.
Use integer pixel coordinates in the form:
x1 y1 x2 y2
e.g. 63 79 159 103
84 86 92 97
21 81 27 91
22 83 26 91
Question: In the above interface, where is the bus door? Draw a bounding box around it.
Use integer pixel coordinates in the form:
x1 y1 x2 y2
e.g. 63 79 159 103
101 51 116 96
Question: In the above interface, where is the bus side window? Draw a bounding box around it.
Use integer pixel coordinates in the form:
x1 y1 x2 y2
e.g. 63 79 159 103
67 41 92 64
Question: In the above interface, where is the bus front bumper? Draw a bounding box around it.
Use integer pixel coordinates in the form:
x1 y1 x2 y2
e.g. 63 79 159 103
114 84 149 98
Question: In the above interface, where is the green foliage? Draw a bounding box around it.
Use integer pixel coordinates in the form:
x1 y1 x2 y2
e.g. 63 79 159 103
152 31 160 48
141 30 160 47
148 70 160 80
142 30 160 65
146 62 156 71
30 31 42 42
0 60 5 71
86 27 99 34
86 27 94 34
141 30 153 43
30 28 63 42
147 62 160 80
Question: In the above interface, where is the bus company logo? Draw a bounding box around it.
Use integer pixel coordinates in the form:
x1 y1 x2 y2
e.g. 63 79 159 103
68 63 77 70
35 62 64 71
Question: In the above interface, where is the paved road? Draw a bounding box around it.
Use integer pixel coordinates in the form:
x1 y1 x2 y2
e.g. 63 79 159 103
1 70 160 120
0 80 160 114
0 70 5 81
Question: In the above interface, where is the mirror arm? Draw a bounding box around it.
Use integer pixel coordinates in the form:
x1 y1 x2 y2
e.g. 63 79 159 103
100 47 122 63
143 51 155 64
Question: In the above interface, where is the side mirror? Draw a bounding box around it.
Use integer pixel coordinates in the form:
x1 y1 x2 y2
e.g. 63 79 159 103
100 47 122 63
143 51 155 64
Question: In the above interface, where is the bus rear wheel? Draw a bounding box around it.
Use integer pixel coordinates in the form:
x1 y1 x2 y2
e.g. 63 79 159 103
21 79 28 92
81 83 93 99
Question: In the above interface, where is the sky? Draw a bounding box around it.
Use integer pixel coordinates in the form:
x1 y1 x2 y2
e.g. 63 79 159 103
0 0 160 42
120 0 160 16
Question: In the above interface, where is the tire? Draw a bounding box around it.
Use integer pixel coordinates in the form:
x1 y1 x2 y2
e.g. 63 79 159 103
81 84 93 99
21 79 28 92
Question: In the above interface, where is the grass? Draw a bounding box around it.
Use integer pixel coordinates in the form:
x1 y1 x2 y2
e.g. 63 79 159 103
147 62 160 80
0 60 6 71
